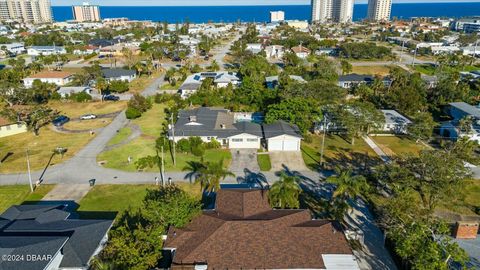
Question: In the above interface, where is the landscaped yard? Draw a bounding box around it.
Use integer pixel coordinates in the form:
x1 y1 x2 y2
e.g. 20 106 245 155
302 134 378 170
371 136 428 157
0 185 55 213
98 102 232 171
257 153 272 171
77 183 202 218
0 128 94 173
351 65 392 76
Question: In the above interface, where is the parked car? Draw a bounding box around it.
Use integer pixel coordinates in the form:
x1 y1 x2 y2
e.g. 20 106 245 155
52 115 70 127
80 114 97 120
104 95 120 101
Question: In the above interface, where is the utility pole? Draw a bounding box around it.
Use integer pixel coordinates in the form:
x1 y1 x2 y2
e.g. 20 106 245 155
26 149 33 192
412 45 418 67
170 114 176 166
319 116 328 169
161 146 165 186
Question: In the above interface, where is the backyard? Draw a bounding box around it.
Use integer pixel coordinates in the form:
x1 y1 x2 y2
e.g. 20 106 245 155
351 65 392 76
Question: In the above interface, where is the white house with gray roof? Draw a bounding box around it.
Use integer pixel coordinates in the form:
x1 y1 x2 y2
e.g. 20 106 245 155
440 102 480 143
178 72 240 99
102 68 136 82
263 121 303 151
381 110 412 134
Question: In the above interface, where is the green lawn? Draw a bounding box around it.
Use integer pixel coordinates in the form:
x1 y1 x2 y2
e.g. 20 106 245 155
302 134 378 170
412 64 480 76
371 136 428 157
257 154 272 171
0 185 55 213
77 183 202 219
160 80 182 90
437 180 480 216
107 127 132 146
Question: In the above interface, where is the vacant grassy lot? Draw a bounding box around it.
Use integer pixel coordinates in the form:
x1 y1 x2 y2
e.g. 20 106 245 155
129 71 162 93
130 102 167 137
63 118 113 131
0 185 54 213
351 65 392 76
77 183 202 218
412 64 480 76
107 127 132 146
371 136 427 157
49 101 126 119
0 128 93 173
257 154 272 171
302 134 378 170
160 80 182 90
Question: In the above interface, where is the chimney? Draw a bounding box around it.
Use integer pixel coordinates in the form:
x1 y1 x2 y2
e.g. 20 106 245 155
189 115 197 122
453 221 479 239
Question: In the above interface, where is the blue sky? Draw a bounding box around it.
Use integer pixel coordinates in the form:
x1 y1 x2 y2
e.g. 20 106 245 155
52 0 480 6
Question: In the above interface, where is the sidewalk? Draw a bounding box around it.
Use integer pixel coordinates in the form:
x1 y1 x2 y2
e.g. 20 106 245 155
362 136 391 163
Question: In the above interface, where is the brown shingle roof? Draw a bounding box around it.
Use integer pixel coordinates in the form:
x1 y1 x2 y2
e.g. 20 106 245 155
164 189 353 269
27 71 73 79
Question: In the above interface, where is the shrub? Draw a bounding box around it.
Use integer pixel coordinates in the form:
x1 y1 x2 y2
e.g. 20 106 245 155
109 80 130 93
50 92 61 100
191 144 205 157
188 137 203 149
128 94 152 113
125 107 142 119
303 133 313 144
206 138 221 149
170 78 177 87
70 91 92 102
176 138 191 153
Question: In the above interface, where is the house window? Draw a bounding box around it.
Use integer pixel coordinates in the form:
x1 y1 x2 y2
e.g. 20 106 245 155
231 138 243 142
247 138 258 142
206 137 212 141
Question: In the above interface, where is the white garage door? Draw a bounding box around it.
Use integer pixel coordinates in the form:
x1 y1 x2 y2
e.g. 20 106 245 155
283 139 299 151
268 140 283 151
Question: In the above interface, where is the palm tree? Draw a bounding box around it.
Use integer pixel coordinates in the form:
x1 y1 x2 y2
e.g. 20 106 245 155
326 170 370 219
268 174 302 209
183 159 234 192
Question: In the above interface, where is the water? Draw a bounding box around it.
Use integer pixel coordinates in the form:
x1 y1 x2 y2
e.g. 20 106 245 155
52 3 480 23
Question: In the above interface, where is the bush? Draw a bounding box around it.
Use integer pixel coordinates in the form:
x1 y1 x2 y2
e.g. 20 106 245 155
170 78 177 87
176 138 191 153
303 133 313 144
109 80 130 93
191 144 205 157
189 137 203 149
51 92 61 100
206 138 221 149
154 93 173 104
70 91 92 102
125 107 142 119
128 94 152 113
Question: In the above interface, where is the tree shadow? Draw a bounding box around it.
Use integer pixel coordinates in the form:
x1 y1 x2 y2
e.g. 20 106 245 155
236 168 269 189
1 152 13 163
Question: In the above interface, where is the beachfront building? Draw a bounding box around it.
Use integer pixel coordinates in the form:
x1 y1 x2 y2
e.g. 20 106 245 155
270 10 285 22
0 0 52 23
367 0 392 21
311 0 354 23
72 2 101 22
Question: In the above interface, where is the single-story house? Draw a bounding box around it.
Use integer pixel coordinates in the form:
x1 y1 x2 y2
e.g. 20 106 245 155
169 107 263 149
246 43 263 54
73 45 100 55
0 117 27 138
440 102 480 143
381 110 412 134
162 188 359 270
291 45 311 59
0 204 114 270
178 72 241 99
265 45 285 59
265 75 306 89
0 42 25 55
102 68 136 82
23 71 74 88
27 46 67 56
263 120 303 151
57 86 92 98
337 74 374 89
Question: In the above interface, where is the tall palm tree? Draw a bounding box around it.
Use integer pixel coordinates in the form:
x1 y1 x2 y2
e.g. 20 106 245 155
183 159 234 192
268 174 302 209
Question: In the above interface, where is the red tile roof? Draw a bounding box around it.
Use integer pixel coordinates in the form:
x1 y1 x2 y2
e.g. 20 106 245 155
164 189 353 269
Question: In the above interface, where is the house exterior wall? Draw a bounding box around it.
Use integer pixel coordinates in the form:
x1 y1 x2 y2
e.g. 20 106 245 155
267 135 301 151
24 77 72 88
0 122 27 138
228 133 261 149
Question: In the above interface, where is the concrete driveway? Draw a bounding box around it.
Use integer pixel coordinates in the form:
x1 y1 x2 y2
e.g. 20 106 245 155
269 151 309 172
229 149 260 173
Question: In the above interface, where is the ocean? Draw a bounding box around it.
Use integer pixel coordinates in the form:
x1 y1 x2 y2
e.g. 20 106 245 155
52 3 480 23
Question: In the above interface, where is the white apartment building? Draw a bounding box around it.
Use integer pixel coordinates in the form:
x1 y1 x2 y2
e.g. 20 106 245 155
0 0 52 24
367 0 392 21
72 2 100 22
270 11 285 22
311 0 353 23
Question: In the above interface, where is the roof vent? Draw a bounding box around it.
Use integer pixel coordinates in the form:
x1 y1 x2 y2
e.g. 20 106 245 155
189 115 197 122
220 124 226 129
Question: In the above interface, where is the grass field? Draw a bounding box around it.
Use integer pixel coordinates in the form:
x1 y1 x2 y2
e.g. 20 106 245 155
302 134 378 170
107 127 132 146
0 128 94 173
412 64 480 76
437 180 480 216
160 80 182 90
257 154 272 171
49 101 126 118
63 118 113 130
129 71 162 93
371 136 427 157
351 65 392 76
77 183 202 218
0 185 55 213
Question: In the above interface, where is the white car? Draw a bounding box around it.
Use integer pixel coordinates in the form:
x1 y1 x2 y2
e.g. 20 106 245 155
80 114 97 120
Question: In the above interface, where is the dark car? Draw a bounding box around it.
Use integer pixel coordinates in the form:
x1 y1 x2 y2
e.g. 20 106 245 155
52 115 70 127
104 94 120 101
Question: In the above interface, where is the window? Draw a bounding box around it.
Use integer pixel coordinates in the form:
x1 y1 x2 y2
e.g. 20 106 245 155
247 138 258 142
231 138 243 142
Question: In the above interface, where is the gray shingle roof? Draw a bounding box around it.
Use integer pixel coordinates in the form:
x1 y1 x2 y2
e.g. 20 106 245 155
0 205 114 270
102 68 136 78
263 120 303 139
449 102 480 119
338 73 374 83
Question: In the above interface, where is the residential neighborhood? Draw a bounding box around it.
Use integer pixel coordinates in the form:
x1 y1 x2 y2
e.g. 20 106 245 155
0 1 479 270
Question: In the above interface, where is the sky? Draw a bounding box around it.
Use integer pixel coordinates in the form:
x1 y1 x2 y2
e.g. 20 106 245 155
52 0 480 6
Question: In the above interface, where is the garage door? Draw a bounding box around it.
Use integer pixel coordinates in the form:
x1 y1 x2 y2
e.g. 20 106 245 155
283 139 299 151
268 140 283 151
